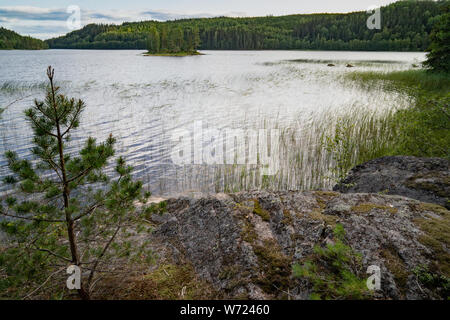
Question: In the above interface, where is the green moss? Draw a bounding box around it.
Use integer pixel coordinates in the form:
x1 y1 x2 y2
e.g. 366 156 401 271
313 194 327 210
290 233 304 242
253 199 270 222
416 202 449 216
95 263 216 300
307 192 339 226
308 209 338 227
235 203 259 244
282 209 293 225
314 191 339 199
380 247 409 294
241 218 257 244
142 264 214 299
405 173 450 198
293 224 371 300
414 206 450 277
252 239 291 295
219 265 240 280
351 202 398 214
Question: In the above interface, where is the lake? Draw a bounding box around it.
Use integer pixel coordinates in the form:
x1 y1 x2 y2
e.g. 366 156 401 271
0 50 425 196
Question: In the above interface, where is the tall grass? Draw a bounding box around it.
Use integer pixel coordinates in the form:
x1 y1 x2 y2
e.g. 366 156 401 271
346 69 449 159
184 104 400 193
207 69 448 192
346 69 450 93
0 81 48 94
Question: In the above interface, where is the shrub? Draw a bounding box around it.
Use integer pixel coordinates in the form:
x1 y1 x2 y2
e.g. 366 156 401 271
292 224 371 300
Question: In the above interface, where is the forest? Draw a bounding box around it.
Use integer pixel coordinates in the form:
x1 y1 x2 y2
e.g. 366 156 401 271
46 1 447 51
0 27 48 50
146 25 201 54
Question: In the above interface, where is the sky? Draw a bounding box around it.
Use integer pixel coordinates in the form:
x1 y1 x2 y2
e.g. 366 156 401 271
0 0 401 39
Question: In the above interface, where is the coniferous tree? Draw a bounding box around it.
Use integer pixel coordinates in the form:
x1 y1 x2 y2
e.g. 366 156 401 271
0 67 151 299
175 27 184 52
147 26 160 53
167 27 184 53
424 6 450 72
193 26 201 51
160 25 168 52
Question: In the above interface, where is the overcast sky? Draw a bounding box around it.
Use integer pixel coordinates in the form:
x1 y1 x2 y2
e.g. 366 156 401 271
0 0 401 39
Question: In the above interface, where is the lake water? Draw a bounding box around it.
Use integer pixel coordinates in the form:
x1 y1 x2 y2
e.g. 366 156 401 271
0 50 425 196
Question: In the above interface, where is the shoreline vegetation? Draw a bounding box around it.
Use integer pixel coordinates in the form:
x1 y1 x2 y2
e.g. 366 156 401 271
46 1 444 52
0 27 48 50
328 68 449 180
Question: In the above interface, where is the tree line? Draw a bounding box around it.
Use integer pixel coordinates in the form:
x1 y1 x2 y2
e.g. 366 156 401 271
0 27 48 50
46 1 447 51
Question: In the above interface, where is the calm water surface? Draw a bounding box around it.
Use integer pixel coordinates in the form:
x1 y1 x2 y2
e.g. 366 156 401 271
0 50 425 195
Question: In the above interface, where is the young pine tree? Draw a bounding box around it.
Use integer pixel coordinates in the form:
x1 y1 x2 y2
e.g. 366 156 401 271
0 67 151 300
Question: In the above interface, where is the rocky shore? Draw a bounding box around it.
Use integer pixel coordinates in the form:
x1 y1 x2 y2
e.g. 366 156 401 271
334 156 449 209
98 156 449 300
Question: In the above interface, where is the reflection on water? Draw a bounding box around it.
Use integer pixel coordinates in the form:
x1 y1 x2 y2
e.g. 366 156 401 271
0 50 425 196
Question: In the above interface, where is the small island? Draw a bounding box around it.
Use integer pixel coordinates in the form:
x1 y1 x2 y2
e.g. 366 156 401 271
144 26 201 56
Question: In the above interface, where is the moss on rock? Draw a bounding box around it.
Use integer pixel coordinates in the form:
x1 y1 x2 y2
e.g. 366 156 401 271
351 202 398 214
282 209 293 225
142 264 215 299
253 199 270 222
380 247 409 295
252 239 291 295
308 209 338 227
95 263 216 300
414 205 450 276
405 172 450 198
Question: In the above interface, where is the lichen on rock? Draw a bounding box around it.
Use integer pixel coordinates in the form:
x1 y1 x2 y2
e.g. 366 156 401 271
149 190 449 300
334 156 449 209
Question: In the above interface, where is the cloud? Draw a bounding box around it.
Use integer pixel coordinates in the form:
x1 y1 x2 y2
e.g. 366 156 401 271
0 6 247 40
0 6 69 21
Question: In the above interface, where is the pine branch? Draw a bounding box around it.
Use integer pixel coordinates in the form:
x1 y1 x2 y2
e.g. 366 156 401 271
67 147 107 184
28 115 58 138
86 221 122 289
22 267 65 300
73 202 103 221
0 209 64 223
61 103 83 137
32 244 72 263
